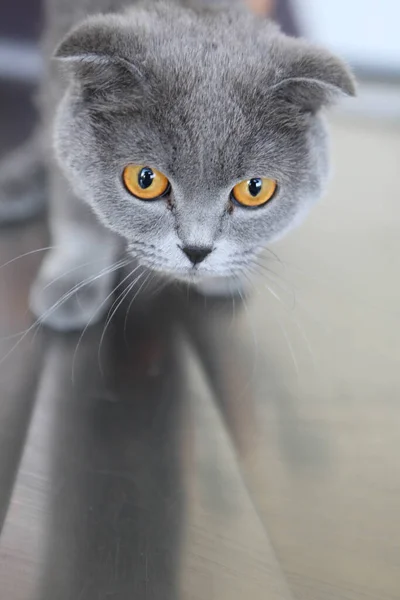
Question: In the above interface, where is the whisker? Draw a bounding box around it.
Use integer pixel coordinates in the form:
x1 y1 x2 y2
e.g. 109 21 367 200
237 279 259 395
275 312 300 377
240 269 299 375
0 257 124 343
292 293 332 337
262 277 287 311
260 273 314 374
153 276 170 297
257 253 383 312
229 281 236 330
123 269 153 336
0 258 129 369
97 268 145 375
42 256 112 292
71 265 138 384
186 279 190 304
252 262 296 309
32 258 129 339
104 265 142 331
122 269 154 349
291 314 317 371
0 246 56 273
263 246 285 267
254 261 333 336
31 257 130 344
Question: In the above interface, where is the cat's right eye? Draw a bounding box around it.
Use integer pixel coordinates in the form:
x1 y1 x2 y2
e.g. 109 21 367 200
123 165 170 200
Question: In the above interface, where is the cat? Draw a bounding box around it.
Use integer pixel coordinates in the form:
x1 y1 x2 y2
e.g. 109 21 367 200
0 0 355 331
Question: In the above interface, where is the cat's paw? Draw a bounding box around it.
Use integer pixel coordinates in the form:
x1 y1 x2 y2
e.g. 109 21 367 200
30 251 117 332
0 138 47 225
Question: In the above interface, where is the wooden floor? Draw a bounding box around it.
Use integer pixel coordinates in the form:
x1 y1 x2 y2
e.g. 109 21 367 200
0 83 400 599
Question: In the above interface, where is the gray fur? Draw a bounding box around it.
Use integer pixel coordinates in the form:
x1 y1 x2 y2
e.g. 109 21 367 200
0 0 355 330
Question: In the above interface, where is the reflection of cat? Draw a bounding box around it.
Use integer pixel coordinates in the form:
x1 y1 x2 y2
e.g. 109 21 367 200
0 1 355 331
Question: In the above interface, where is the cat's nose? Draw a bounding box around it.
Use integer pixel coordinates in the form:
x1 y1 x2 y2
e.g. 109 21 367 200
181 246 213 266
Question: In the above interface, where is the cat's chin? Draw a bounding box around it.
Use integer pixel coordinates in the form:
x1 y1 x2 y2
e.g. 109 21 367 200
167 271 245 298
172 269 212 283
154 268 207 285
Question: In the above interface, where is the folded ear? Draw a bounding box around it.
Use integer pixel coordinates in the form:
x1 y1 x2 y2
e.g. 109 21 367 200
270 39 356 113
54 14 143 89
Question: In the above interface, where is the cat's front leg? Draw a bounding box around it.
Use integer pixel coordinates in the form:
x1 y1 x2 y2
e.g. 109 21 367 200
30 172 121 331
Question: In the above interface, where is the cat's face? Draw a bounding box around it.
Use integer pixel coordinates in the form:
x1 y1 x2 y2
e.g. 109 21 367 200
54 4 354 282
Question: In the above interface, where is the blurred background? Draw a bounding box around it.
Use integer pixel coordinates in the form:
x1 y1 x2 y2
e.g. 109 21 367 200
0 1 399 600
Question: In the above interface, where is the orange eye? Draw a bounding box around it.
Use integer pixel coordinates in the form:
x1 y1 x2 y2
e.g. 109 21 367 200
123 165 170 200
232 177 277 208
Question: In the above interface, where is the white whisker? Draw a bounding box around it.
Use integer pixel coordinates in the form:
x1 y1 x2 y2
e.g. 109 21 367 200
274 312 300 377
237 280 259 395
71 265 137 383
97 268 145 375
0 246 56 273
122 270 154 348
229 281 236 330
0 258 129 369
123 269 153 333
42 256 111 291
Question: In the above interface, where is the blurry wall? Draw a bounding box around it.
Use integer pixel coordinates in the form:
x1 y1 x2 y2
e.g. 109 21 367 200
295 0 400 76
0 0 42 41
0 0 41 82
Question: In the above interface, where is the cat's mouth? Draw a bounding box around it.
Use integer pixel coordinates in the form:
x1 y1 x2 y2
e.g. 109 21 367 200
128 243 249 283
131 252 206 282
129 247 250 285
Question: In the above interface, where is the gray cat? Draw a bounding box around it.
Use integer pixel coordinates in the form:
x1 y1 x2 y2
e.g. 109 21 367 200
0 0 355 331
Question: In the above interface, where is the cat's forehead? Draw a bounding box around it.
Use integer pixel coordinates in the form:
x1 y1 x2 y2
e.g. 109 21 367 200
111 60 292 186
129 4 279 82
129 7 280 140
141 77 256 181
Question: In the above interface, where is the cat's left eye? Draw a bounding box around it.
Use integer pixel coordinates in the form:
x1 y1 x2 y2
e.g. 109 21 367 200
232 177 277 208
123 165 170 200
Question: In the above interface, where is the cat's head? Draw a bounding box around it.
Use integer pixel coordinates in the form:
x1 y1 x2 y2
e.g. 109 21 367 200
54 2 355 281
